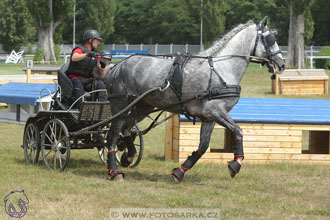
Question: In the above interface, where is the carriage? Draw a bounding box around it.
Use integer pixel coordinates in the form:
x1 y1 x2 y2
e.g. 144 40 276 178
22 64 144 171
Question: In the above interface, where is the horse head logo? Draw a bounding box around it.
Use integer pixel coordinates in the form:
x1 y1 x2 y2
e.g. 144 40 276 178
4 190 29 218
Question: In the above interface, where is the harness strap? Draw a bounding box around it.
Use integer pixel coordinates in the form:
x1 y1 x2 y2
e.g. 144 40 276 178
208 57 226 87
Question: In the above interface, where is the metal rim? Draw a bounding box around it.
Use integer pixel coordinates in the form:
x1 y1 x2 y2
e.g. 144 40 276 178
41 119 71 171
23 122 40 164
115 124 144 168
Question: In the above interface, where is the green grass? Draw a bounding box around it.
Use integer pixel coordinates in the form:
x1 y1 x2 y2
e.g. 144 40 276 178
1 64 330 219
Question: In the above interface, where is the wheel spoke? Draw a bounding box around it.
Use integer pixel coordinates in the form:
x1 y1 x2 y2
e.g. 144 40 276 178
27 150 32 160
58 150 63 168
50 122 57 142
44 132 53 144
45 149 53 158
58 127 63 144
53 151 56 170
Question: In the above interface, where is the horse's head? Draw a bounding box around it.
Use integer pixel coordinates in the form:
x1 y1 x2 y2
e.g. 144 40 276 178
253 16 285 74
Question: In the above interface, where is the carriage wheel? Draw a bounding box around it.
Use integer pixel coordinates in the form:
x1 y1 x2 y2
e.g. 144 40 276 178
115 124 144 168
98 146 108 163
41 119 71 171
23 122 41 164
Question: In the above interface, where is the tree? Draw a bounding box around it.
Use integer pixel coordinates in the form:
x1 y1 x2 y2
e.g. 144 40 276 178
0 0 36 53
225 0 290 46
311 0 330 45
201 0 228 46
285 0 314 68
26 0 74 62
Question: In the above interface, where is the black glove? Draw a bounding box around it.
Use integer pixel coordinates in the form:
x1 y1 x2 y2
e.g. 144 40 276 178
100 59 106 69
86 51 97 58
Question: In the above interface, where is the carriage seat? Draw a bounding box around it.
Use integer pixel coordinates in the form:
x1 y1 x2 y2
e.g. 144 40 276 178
57 63 91 101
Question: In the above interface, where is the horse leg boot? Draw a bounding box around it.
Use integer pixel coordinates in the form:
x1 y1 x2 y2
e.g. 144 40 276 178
172 121 215 183
227 127 244 178
120 135 137 167
106 124 125 181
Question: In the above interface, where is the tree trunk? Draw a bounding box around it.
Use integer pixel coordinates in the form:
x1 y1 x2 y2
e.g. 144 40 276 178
285 6 305 69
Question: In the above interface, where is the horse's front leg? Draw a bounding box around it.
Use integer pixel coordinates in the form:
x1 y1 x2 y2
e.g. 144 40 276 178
172 121 215 183
211 109 244 178
106 120 125 181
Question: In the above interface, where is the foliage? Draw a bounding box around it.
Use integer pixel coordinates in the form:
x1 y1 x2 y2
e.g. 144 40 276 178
62 0 116 44
25 0 74 29
225 0 290 46
33 48 44 61
286 0 314 15
54 44 61 61
310 0 330 45
315 46 330 69
0 0 36 53
304 7 314 45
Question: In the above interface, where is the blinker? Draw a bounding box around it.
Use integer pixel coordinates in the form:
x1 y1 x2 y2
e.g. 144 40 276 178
265 34 275 46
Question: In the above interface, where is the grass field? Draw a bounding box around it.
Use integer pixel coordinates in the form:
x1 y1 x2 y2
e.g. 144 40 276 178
0 64 330 219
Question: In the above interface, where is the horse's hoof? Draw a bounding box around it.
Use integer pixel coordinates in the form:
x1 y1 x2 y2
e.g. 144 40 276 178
171 167 184 183
227 160 241 178
107 169 125 181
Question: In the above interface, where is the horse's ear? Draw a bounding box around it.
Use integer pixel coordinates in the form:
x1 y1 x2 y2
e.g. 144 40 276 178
260 16 268 29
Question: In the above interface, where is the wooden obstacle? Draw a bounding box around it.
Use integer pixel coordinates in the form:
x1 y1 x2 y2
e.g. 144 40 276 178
165 98 330 164
272 69 329 95
23 65 61 75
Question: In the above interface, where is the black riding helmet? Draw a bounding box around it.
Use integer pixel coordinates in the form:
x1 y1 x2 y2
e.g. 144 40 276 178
83 30 102 41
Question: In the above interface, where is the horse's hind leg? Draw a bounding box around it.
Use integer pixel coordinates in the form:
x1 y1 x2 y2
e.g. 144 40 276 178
119 118 139 167
172 121 215 183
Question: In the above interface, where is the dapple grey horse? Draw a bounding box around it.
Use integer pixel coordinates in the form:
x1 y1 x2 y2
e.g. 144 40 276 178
104 17 285 182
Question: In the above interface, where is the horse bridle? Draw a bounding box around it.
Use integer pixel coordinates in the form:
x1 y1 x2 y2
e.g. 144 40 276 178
252 25 281 65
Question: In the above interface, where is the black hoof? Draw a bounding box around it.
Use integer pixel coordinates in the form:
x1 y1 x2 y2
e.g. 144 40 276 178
120 152 135 167
171 167 185 183
227 160 241 178
107 169 125 181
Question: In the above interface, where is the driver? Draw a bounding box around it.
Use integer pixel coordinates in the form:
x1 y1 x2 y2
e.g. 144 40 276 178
67 30 108 107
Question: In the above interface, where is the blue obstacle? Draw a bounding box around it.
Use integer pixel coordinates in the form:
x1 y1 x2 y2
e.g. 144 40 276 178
180 97 330 125
0 82 57 123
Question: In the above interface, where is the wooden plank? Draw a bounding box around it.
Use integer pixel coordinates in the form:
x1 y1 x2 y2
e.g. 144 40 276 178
172 126 179 139
244 135 301 142
243 147 301 154
179 139 200 146
243 141 301 148
179 133 200 140
238 123 330 131
164 112 173 160
180 127 202 134
182 159 330 165
242 129 302 136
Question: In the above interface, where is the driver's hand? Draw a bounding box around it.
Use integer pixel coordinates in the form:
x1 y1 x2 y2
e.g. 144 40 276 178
86 51 97 58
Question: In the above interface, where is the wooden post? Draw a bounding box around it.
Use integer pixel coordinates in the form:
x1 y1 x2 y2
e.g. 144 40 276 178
275 72 280 95
26 60 33 83
165 111 173 160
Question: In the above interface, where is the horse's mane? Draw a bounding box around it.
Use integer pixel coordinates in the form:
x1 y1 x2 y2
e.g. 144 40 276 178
199 20 255 56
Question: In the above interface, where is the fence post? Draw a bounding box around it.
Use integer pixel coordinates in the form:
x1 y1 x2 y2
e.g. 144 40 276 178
140 43 143 51
170 43 173 54
25 60 33 83
310 45 313 69
112 43 115 50
185 44 188 53
125 43 129 51
155 43 158 55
